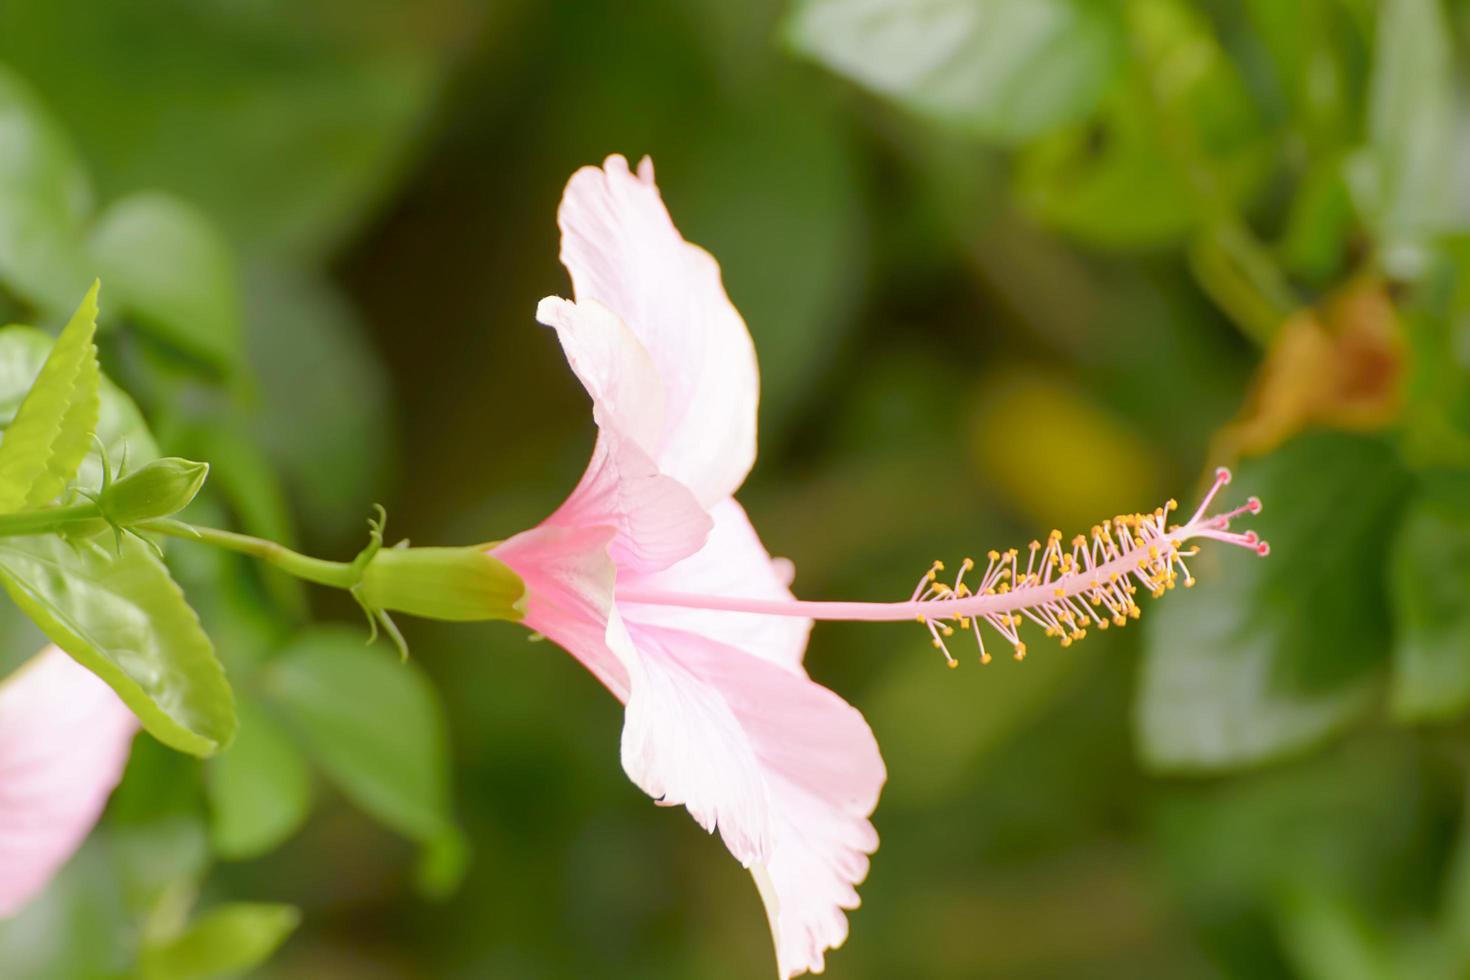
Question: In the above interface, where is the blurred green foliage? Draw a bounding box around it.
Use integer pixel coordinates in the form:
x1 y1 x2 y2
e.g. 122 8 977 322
0 0 1469 977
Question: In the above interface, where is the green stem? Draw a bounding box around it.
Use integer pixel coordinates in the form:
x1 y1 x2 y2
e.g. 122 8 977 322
0 500 102 535
139 519 361 590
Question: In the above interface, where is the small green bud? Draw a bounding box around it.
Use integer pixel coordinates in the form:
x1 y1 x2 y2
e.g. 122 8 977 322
356 545 526 623
99 457 210 526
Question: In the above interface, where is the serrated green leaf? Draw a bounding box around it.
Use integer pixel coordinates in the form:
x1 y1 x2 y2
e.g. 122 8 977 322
1388 493 1470 721
0 325 160 490
0 282 100 511
0 64 92 314
784 0 1124 145
206 700 313 860
1137 433 1412 772
88 193 241 374
139 902 299 980
267 626 455 845
0 533 235 756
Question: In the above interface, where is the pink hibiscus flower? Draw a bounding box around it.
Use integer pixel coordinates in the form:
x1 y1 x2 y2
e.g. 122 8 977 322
489 155 1268 976
0 645 138 918
489 155 886 977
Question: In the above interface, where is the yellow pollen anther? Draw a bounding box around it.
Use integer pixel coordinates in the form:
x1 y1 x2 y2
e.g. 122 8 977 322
905 482 1255 672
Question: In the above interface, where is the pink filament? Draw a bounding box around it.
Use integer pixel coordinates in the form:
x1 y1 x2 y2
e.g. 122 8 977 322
619 468 1266 624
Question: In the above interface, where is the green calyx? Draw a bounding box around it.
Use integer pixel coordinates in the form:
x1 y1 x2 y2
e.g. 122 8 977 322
98 456 210 526
356 545 527 624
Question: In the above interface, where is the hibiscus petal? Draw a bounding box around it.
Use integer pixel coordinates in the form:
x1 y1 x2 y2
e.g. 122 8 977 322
617 623 884 978
490 523 628 699
556 154 759 506
0 646 138 918
621 497 811 674
546 426 712 575
615 615 773 866
535 295 664 457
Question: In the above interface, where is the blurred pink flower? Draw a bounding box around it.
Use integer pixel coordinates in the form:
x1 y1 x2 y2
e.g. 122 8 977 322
0 645 137 918
490 155 885 978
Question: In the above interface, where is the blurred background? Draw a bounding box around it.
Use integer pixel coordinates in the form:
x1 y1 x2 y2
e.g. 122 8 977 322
1 0 1469 977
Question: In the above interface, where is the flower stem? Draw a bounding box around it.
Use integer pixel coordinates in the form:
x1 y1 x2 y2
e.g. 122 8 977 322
138 519 361 590
0 500 102 535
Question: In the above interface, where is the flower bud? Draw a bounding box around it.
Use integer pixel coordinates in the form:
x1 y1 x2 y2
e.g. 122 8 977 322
356 545 526 623
99 457 209 526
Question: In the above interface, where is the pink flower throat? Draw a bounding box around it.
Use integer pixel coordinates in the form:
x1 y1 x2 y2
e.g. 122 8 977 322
617 468 1266 668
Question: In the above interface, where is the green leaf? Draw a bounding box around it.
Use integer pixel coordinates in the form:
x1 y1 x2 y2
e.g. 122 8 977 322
88 193 241 374
783 0 1125 145
1388 492 1470 721
1243 0 1365 155
0 533 235 756
107 736 210 911
0 325 159 491
0 1 444 260
0 282 100 511
415 825 470 900
1136 433 1412 772
0 64 92 314
1016 0 1271 249
139 903 299 980
1153 736 1427 973
1348 0 1467 278
1275 883 1394 980
205 700 313 860
267 626 456 844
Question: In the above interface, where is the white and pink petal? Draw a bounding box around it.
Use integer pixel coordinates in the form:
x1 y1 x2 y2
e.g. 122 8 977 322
615 623 884 978
620 497 811 674
535 296 665 458
0 646 138 918
556 154 760 506
543 426 711 576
